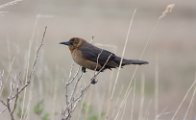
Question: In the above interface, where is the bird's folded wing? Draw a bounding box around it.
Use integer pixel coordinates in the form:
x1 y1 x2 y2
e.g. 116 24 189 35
78 44 114 65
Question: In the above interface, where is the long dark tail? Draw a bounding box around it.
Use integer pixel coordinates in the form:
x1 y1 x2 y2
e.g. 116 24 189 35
115 57 149 66
122 59 149 65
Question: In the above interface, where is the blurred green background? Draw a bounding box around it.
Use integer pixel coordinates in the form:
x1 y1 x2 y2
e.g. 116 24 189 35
0 0 196 120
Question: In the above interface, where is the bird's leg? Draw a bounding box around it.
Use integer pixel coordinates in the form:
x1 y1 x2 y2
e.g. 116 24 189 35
81 67 86 73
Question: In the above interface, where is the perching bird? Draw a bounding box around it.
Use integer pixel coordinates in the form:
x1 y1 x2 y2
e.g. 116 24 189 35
60 37 148 73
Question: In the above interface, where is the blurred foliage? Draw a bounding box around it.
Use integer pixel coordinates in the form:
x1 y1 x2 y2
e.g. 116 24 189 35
16 106 22 118
81 102 105 120
42 113 50 120
16 98 27 119
33 100 44 115
33 100 50 120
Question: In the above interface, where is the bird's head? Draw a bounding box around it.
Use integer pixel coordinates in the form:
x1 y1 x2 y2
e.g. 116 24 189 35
60 37 85 52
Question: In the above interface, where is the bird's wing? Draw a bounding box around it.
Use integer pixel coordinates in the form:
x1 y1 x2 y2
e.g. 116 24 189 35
79 43 114 65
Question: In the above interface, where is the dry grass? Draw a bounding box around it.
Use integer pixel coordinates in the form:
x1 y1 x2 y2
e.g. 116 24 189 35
0 1 196 120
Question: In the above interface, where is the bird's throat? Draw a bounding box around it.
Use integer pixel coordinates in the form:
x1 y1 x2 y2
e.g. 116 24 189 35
69 46 77 53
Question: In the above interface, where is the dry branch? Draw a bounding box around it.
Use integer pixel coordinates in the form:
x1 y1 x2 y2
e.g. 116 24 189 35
0 26 47 120
61 50 113 120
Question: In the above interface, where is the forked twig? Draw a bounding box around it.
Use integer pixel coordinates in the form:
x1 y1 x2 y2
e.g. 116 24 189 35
0 26 47 120
91 53 112 84
62 50 112 120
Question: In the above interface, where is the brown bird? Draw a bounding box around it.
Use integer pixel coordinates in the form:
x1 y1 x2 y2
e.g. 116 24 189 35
60 37 148 73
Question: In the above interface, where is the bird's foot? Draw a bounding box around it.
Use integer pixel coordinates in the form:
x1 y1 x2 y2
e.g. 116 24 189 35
82 67 86 73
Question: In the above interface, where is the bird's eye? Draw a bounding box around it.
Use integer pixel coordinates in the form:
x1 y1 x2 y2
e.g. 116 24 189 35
74 40 79 45
69 40 74 45
69 38 79 46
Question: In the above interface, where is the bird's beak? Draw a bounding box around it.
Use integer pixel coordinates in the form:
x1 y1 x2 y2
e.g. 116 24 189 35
59 41 70 46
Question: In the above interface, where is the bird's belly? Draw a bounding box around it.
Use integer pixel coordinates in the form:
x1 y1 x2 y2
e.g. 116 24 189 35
72 50 101 71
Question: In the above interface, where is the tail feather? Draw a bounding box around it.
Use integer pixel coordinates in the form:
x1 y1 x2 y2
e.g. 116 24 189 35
114 56 148 66
122 59 149 65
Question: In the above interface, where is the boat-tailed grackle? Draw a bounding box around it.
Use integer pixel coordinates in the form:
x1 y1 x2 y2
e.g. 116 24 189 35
60 37 148 73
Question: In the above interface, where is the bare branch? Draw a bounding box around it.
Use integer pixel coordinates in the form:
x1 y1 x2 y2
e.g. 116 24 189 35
30 26 47 80
94 49 103 72
61 50 113 120
0 0 23 9
91 53 113 83
6 98 14 120
0 26 47 120
69 72 83 102
9 81 30 100
11 88 19 114
65 67 80 108
0 70 4 91
73 83 91 104
0 99 7 106
66 67 80 85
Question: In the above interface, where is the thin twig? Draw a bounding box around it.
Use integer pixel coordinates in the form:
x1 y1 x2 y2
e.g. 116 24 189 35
91 53 113 83
73 84 91 104
111 9 137 98
111 4 175 119
62 50 113 120
65 63 75 107
0 0 23 9
7 98 14 120
65 67 80 112
0 99 7 106
94 49 103 72
183 85 196 120
67 67 80 85
30 26 47 79
68 63 74 79
11 88 19 114
171 73 196 120
0 70 4 91
70 72 84 103
0 26 47 120
9 81 30 100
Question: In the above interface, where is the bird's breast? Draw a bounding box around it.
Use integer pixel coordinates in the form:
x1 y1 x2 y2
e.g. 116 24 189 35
71 49 102 71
